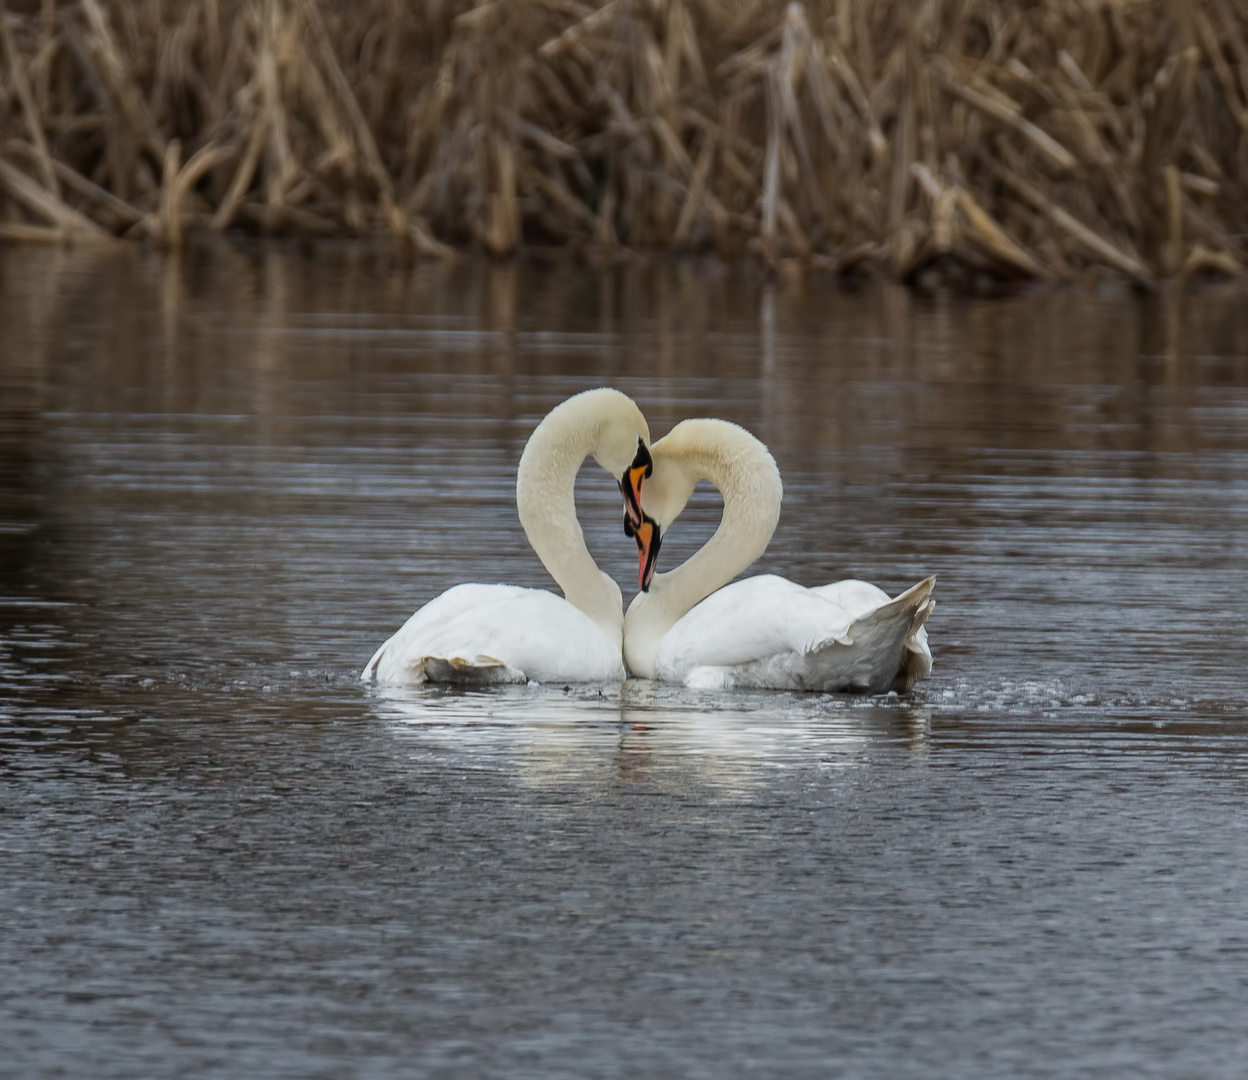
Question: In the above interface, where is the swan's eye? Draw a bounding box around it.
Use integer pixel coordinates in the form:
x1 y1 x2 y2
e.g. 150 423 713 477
630 438 653 479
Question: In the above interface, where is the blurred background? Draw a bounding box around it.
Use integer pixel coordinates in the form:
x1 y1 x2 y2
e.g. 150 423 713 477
1 0 1246 282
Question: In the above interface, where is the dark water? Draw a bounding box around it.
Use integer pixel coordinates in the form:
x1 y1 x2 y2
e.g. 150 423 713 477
3 245 1248 1078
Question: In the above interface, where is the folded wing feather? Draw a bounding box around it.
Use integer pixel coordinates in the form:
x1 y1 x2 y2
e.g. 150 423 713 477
363 583 625 684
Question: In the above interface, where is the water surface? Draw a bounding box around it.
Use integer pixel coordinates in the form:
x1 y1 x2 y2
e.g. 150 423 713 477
2 246 1248 1077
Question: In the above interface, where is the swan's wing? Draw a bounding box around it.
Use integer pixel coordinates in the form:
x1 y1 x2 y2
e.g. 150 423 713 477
896 596 936 688
363 584 530 679
793 577 936 693
811 578 936 653
808 579 891 620
655 575 937 692
364 584 624 685
811 578 935 649
374 584 540 678
419 590 625 684
654 575 858 677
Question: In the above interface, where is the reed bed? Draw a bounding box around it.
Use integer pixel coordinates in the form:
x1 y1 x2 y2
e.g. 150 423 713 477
1 0 1246 284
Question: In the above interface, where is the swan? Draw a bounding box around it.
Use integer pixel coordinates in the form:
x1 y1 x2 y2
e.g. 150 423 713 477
620 418 935 693
362 388 653 685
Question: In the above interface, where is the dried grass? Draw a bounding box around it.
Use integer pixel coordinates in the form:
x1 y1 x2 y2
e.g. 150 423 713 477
2 0 1247 283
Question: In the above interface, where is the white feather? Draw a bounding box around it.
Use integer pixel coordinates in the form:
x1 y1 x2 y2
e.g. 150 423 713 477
362 583 625 684
652 575 935 692
624 418 936 693
362 389 650 687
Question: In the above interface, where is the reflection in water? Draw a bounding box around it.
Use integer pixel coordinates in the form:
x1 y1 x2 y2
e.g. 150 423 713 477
371 680 931 793
3 246 1248 1077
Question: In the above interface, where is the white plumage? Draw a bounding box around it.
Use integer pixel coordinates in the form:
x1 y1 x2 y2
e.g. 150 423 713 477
651 574 934 692
361 389 649 686
362 583 625 684
624 419 935 693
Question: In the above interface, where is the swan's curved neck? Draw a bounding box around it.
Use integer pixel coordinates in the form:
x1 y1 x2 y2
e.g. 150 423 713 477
624 420 782 677
516 391 638 648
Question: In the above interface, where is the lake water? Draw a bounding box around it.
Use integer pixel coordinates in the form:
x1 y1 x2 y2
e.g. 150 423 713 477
2 244 1247 1077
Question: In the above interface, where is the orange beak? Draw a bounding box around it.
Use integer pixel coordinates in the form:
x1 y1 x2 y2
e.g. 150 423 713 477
635 516 662 592
620 439 652 536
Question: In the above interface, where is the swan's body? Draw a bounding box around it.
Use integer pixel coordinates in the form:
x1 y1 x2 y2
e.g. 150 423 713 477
363 389 650 685
623 419 934 693
362 583 626 684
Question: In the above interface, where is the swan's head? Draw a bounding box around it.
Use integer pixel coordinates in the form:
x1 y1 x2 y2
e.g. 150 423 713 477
624 437 697 592
573 391 651 526
624 418 782 592
623 427 700 592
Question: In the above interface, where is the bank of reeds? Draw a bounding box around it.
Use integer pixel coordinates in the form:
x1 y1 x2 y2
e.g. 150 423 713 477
1 0 1246 284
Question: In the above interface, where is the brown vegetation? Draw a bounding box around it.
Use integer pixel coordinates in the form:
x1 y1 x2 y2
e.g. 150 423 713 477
1 0 1246 284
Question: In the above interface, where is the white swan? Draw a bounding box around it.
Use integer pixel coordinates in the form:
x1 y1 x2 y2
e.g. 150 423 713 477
362 388 652 685
621 419 935 693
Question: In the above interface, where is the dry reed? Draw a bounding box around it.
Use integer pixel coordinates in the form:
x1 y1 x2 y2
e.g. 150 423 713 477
1 0 1247 284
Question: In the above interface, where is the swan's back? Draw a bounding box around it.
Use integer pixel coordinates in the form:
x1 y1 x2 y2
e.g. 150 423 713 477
363 583 625 685
654 575 935 693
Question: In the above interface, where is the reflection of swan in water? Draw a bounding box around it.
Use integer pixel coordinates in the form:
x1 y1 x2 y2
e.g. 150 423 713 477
369 680 930 787
622 419 935 693
362 389 651 685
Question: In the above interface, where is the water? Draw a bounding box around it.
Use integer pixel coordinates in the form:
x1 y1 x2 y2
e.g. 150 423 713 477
2 244 1248 1077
